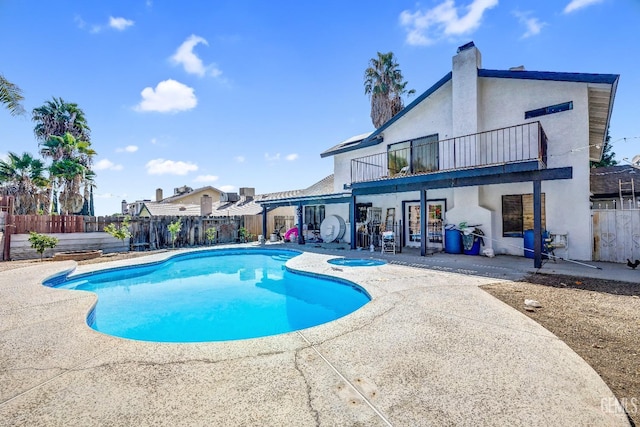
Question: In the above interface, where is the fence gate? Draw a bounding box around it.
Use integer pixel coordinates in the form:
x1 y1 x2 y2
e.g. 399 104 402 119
592 209 640 262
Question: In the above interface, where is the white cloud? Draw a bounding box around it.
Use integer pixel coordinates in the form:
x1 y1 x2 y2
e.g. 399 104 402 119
150 138 157 144
399 0 499 46
146 158 198 175
564 0 603 13
74 15 86 29
170 35 223 78
219 185 236 192
513 11 547 38
135 79 197 113
94 159 124 171
234 155 245 163
109 16 134 31
77 16 134 33
285 153 299 161
264 153 280 162
116 145 139 153
193 174 219 183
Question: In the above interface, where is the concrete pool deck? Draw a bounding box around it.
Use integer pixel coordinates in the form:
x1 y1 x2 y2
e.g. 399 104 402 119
0 245 631 426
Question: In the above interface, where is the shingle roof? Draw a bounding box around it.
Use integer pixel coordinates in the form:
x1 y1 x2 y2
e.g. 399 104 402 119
255 174 336 202
590 165 639 196
143 202 202 217
160 186 222 203
142 197 264 217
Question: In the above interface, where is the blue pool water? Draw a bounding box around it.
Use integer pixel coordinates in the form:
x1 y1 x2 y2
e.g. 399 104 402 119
327 258 386 267
52 249 370 343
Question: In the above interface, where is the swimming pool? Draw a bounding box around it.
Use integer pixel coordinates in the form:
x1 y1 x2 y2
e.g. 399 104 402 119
51 249 370 343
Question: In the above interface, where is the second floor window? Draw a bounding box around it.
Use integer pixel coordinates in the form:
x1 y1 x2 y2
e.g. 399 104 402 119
388 134 439 176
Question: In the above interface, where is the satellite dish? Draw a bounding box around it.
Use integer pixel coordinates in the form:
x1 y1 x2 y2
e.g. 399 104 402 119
320 215 346 243
631 155 640 169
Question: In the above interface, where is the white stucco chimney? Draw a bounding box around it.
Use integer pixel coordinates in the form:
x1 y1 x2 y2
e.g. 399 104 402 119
156 188 163 202
452 41 482 137
200 195 212 216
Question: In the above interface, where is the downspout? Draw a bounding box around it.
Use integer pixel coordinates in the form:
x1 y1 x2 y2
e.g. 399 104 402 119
533 180 542 268
296 204 305 244
261 205 267 242
420 189 427 256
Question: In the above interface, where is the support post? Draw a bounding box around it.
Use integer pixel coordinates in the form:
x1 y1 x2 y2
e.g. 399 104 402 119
349 195 357 249
261 205 268 241
296 204 305 245
533 180 542 268
420 189 427 257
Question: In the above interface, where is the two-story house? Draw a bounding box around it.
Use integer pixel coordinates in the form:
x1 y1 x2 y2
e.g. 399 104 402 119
259 42 618 267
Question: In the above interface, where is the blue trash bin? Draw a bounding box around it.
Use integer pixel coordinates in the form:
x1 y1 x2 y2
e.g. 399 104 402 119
445 229 462 254
523 229 547 259
463 238 481 255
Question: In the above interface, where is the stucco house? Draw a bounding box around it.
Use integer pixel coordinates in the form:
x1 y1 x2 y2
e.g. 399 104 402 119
259 42 619 266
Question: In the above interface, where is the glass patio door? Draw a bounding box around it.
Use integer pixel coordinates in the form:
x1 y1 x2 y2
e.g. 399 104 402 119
426 200 445 251
405 202 421 248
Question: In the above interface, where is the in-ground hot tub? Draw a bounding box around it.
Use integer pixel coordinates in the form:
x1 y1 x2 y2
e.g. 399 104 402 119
327 258 386 267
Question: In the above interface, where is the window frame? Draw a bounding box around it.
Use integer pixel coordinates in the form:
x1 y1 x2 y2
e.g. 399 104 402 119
387 133 439 175
502 193 546 237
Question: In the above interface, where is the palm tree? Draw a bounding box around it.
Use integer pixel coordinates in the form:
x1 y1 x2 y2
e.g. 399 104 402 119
32 97 91 143
364 52 415 129
45 133 97 214
33 97 96 215
50 158 87 214
0 152 49 214
0 74 25 116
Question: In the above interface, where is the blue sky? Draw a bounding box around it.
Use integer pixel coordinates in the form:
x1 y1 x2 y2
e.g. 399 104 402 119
1 0 639 215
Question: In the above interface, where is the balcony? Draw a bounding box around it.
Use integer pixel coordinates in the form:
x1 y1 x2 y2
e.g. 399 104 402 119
350 122 548 185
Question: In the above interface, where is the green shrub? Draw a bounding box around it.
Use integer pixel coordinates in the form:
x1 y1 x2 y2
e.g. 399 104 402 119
205 226 217 245
168 219 182 249
104 216 132 251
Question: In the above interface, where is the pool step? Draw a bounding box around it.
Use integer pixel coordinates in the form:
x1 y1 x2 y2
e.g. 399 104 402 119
271 254 295 262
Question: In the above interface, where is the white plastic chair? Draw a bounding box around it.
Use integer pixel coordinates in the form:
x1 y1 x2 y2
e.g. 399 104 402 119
381 231 396 254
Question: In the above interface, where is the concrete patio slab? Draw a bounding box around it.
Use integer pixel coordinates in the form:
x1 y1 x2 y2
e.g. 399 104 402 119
0 247 630 426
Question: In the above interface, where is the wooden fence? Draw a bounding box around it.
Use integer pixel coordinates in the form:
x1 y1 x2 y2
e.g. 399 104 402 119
1 213 273 260
592 209 640 263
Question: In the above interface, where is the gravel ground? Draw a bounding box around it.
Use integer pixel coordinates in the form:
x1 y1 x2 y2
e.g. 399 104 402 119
482 274 640 426
2 253 639 424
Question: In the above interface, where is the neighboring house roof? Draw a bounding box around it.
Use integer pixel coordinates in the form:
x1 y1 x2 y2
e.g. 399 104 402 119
211 199 263 216
321 67 619 159
256 174 346 205
160 186 222 203
141 202 202 217
137 175 340 216
141 197 264 217
590 165 639 197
